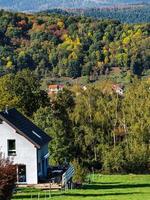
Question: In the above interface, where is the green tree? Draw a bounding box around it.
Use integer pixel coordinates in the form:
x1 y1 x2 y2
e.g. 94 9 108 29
0 74 19 111
12 69 49 116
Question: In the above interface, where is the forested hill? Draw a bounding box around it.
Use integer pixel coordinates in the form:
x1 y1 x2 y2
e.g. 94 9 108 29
0 10 150 173
0 10 149 80
71 5 150 24
0 0 150 11
46 5 150 24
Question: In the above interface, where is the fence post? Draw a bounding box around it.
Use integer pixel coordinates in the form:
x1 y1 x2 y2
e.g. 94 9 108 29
49 182 51 198
45 191 47 200
38 193 40 200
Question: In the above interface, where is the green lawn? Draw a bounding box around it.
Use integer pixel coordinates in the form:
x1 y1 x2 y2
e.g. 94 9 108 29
12 174 150 200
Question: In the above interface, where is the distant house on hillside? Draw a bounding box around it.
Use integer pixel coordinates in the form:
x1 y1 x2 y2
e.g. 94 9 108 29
112 84 124 96
113 125 127 143
48 84 64 95
0 108 51 184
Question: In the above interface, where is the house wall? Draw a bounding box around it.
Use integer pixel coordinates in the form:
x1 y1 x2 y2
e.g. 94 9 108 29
37 144 49 178
0 121 38 184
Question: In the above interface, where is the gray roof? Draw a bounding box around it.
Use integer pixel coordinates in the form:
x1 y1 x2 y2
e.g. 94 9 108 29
0 108 51 148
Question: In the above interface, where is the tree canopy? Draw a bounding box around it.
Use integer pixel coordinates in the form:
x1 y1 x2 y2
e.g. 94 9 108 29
33 79 150 173
0 10 149 80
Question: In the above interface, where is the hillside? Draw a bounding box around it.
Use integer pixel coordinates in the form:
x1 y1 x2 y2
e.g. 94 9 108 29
0 0 150 11
0 10 150 180
46 4 150 24
0 10 149 81
69 5 150 23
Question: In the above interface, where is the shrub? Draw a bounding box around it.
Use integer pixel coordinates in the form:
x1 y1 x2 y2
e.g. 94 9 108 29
124 143 150 173
0 153 16 200
102 145 124 173
72 159 86 186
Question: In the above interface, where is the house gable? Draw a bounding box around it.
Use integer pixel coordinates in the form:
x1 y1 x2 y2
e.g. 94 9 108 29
0 108 51 148
0 121 38 184
0 108 51 184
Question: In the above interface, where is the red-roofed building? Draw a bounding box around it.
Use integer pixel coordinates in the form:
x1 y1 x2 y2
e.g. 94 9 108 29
48 84 64 95
112 84 124 96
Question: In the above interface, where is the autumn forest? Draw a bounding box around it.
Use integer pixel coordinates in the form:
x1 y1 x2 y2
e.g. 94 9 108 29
0 9 150 176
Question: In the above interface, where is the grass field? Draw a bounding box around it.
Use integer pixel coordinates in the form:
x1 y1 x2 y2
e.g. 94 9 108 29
12 174 150 200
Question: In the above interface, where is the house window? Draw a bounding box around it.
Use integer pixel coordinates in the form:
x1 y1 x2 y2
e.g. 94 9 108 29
17 165 26 183
8 140 16 156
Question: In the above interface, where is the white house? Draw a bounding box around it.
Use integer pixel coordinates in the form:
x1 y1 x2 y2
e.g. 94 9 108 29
0 108 51 185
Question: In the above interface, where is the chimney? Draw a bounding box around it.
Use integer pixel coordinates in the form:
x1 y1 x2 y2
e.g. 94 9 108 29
5 105 9 114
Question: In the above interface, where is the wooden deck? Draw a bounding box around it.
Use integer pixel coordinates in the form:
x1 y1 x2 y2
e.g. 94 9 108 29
18 183 62 190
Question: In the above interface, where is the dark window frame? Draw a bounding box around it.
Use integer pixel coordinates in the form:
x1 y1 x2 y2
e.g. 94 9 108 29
8 139 16 156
